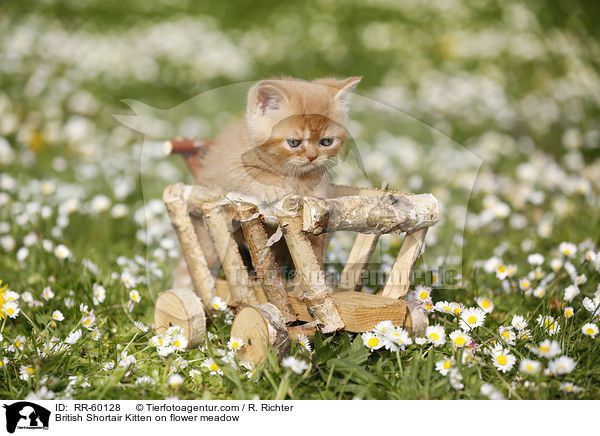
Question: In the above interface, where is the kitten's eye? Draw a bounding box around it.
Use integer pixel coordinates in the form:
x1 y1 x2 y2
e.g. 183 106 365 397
319 138 334 147
287 139 302 148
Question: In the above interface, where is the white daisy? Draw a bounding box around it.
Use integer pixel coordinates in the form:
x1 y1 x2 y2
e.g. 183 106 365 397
296 334 311 352
52 310 64 321
54 244 72 260
362 332 384 350
558 242 577 258
475 296 494 313
498 326 516 345
92 283 106 305
537 315 561 336
281 356 309 374
42 286 55 301
425 324 446 346
373 320 394 335
490 346 516 373
167 374 184 388
550 258 563 272
434 300 454 315
171 333 188 351
547 356 576 375
559 382 583 393
129 290 141 303
519 359 542 375
511 314 528 330
530 339 561 358
19 365 35 381
519 278 531 291
227 337 244 351
563 306 574 319
65 329 82 345
581 323 599 338
459 307 486 331
387 327 412 350
527 253 544 266
81 313 96 330
435 357 454 376
210 296 227 311
414 285 431 302
2 301 20 318
449 330 471 349
564 285 580 302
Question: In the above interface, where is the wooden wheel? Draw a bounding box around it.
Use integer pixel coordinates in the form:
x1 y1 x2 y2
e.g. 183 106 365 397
230 303 289 366
154 288 206 348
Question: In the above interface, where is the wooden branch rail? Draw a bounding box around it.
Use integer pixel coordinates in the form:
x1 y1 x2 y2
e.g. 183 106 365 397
302 194 439 235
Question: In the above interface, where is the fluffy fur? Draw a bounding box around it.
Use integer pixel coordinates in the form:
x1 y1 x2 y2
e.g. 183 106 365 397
187 77 361 278
196 76 361 210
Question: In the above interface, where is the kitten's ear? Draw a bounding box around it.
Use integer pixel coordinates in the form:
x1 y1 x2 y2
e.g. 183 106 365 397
314 76 362 106
248 80 289 115
334 76 362 106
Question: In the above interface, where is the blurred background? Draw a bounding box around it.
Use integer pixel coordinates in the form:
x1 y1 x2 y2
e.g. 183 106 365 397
1 0 599 291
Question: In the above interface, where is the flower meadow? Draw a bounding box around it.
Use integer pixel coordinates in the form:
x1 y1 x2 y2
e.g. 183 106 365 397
1 0 599 400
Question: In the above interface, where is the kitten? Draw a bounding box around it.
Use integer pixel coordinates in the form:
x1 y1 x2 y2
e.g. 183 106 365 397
187 77 361 279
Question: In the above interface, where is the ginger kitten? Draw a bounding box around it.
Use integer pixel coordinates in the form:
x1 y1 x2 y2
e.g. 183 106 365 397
196 77 361 214
188 77 361 278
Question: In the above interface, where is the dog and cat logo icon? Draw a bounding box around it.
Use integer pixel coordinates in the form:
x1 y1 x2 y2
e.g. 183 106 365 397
2 402 50 433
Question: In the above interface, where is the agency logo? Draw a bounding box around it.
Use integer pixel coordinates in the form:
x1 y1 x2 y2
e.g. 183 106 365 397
2 402 50 433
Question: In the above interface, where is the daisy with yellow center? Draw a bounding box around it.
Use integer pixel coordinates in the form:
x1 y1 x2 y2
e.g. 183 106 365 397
150 335 164 348
171 333 188 350
167 374 184 388
228 336 245 351
423 300 434 313
373 320 394 335
581 323 599 338
434 301 453 314
459 307 486 331
537 315 561 336
519 359 541 375
475 296 494 313
530 339 561 358
559 242 577 258
498 326 516 345
449 330 471 349
435 357 454 376
519 278 531 291
19 365 35 381
425 324 446 346
533 287 546 298
414 285 431 302
511 315 527 331
81 314 95 330
564 306 574 319
548 356 576 375
490 346 516 373
296 334 312 352
362 332 383 350
13 335 25 350
202 358 224 375
496 265 509 280
210 296 227 311
129 290 141 303
2 301 20 319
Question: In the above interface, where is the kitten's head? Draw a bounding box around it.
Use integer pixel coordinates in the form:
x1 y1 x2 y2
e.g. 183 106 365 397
245 77 361 176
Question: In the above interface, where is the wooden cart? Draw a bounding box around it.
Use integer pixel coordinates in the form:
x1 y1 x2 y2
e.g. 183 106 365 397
154 138 439 366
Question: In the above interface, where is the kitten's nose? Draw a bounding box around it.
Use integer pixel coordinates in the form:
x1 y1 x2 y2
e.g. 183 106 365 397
306 153 317 162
